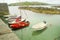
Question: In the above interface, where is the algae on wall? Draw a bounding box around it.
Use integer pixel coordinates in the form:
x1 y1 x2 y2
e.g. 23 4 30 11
0 3 9 15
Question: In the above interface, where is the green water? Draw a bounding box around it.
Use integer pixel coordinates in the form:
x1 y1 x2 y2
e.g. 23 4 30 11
13 13 60 40
9 6 60 40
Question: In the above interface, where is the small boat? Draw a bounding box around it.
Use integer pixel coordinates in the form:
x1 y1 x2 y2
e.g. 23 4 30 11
10 21 30 29
9 16 30 29
8 9 30 29
32 21 47 30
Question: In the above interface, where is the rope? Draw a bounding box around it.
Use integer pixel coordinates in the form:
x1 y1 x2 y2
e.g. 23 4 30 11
20 9 22 17
24 10 28 19
20 9 28 21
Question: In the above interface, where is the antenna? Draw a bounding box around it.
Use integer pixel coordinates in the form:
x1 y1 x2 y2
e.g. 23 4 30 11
19 0 21 16
24 10 28 19
20 8 22 16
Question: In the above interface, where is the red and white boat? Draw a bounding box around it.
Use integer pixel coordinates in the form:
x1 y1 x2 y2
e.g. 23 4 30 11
8 16 30 29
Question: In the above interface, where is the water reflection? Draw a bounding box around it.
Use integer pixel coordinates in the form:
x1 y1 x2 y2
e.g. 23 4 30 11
8 6 60 40
54 36 60 40
32 27 47 36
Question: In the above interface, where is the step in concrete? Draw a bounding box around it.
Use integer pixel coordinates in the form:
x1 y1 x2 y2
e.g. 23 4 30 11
0 33 20 40
0 18 20 40
0 19 12 35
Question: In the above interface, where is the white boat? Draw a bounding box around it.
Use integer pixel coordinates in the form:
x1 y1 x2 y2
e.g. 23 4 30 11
32 21 47 30
8 16 26 24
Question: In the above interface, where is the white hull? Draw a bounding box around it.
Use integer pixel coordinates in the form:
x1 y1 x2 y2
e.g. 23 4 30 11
32 22 47 30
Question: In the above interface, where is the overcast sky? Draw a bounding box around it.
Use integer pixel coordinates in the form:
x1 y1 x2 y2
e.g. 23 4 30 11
0 0 60 4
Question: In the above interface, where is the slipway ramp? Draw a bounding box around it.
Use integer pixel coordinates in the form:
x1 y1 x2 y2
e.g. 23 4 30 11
0 18 20 40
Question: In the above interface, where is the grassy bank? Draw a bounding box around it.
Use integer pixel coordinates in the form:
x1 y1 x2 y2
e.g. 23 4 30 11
9 2 49 6
53 6 60 8
19 7 60 14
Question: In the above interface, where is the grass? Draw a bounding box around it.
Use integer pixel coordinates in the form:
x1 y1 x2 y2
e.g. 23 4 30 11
53 6 60 8
19 7 60 14
9 2 49 6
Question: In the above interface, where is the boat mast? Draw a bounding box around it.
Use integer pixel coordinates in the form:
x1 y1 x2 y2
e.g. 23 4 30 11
20 8 22 17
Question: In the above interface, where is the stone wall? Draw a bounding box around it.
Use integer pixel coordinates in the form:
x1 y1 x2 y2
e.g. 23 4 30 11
0 3 9 15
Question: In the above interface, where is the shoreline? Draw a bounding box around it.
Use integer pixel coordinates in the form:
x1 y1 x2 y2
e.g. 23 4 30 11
19 7 60 14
